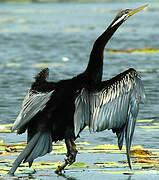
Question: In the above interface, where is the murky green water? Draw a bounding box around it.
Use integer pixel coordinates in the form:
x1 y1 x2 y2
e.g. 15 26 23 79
0 1 159 179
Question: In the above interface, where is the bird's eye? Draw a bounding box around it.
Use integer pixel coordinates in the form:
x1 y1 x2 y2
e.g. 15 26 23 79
124 9 131 14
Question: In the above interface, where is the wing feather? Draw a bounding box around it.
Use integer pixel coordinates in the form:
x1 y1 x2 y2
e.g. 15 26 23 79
74 68 145 168
12 90 54 132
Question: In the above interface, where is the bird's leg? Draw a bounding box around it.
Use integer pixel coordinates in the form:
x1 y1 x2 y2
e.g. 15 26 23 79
55 138 78 175
66 138 78 164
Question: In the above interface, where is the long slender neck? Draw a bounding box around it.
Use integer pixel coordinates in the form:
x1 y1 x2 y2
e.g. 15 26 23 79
84 20 123 83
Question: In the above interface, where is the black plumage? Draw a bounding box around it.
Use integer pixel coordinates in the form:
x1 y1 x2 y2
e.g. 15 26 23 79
8 5 147 175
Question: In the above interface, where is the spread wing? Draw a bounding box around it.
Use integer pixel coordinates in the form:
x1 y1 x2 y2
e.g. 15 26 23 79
74 68 146 168
11 90 54 132
12 68 55 132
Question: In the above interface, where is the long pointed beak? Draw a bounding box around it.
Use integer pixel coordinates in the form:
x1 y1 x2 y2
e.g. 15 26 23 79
128 4 148 17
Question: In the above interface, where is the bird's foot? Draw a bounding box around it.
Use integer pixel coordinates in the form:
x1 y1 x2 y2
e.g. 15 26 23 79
55 138 78 175
55 154 76 175
55 165 65 175
55 158 70 175
55 160 67 175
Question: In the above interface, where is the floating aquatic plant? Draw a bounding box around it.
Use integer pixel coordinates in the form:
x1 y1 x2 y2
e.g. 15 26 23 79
1 122 159 177
107 47 159 54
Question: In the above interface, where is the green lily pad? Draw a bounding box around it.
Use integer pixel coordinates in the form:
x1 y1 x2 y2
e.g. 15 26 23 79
94 162 125 168
52 147 66 154
136 119 154 123
90 144 143 150
107 47 159 54
6 63 21 67
138 126 159 129
0 129 11 133
69 162 89 168
32 161 62 169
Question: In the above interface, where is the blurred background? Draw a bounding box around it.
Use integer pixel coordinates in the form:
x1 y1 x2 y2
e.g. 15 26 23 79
0 0 159 179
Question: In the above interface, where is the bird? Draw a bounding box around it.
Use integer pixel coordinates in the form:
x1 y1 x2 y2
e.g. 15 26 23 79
8 5 147 176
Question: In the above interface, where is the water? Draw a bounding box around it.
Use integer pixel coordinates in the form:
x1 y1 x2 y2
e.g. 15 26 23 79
0 1 159 179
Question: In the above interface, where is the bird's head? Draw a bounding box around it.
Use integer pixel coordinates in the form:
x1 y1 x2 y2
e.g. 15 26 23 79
111 4 148 27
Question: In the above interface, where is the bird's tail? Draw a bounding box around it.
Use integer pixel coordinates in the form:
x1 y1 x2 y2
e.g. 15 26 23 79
8 131 52 175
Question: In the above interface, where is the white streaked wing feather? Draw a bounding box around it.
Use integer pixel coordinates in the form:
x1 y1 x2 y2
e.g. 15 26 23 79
12 90 54 132
74 71 145 137
74 70 145 169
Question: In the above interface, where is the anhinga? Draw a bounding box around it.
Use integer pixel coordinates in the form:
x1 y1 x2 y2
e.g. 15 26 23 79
8 5 147 175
